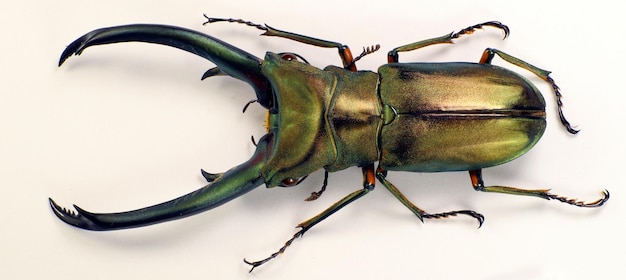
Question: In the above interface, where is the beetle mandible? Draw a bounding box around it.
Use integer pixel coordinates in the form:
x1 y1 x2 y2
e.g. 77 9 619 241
50 16 609 271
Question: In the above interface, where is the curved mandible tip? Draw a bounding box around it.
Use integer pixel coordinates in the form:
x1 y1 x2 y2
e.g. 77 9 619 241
48 134 274 231
58 24 273 108
49 198 106 230
59 29 106 67
48 169 264 231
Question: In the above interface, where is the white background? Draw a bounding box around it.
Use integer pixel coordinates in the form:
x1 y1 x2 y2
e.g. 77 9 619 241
2 1 624 279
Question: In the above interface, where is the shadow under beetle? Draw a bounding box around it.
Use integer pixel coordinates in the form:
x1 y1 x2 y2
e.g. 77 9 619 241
50 17 609 271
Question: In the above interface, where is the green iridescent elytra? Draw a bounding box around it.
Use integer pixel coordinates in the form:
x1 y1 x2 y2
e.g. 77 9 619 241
50 18 608 271
262 55 546 182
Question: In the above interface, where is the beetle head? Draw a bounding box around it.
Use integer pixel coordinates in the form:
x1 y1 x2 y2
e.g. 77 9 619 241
257 53 338 187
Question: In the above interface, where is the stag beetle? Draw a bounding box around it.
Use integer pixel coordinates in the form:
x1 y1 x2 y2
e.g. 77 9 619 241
50 16 609 271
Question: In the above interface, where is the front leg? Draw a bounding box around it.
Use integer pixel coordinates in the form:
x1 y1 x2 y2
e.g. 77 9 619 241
243 163 376 272
204 15 358 70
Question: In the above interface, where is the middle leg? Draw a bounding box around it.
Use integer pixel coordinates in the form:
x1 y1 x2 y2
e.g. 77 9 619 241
388 21 509 63
376 166 484 227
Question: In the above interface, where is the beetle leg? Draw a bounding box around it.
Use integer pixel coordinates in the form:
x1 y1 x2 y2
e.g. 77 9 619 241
344 44 381 70
203 15 359 70
469 169 610 207
376 166 485 227
478 48 579 134
388 21 509 63
244 164 376 272
304 170 329 201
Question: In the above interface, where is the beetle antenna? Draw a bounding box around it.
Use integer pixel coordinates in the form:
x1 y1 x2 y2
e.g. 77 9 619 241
346 44 380 69
203 15 268 32
305 170 329 201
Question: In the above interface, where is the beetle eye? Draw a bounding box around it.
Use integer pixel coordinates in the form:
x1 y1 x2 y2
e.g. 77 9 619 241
281 178 298 186
280 53 298 61
277 52 310 64
280 175 308 187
